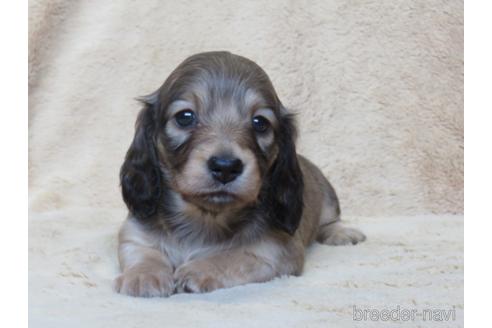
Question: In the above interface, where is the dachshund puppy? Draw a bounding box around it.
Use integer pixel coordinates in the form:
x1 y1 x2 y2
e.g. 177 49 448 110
115 51 366 297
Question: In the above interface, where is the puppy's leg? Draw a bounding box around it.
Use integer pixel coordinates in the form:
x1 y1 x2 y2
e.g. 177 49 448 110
114 219 174 297
316 187 366 246
317 219 366 246
174 235 304 293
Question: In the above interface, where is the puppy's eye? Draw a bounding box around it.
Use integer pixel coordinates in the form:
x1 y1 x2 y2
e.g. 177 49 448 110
174 110 196 127
252 115 270 133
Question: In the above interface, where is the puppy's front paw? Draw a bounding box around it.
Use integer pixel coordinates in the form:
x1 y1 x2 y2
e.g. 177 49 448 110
114 267 174 297
318 223 366 246
174 260 225 294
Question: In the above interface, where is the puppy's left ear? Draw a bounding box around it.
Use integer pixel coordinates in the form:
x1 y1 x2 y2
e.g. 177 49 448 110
260 108 304 235
120 92 162 220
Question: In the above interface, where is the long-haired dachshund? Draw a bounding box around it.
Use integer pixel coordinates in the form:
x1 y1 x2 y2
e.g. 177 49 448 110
115 51 366 297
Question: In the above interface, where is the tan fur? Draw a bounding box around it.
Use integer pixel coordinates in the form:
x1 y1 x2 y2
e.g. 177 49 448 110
114 218 175 297
175 140 261 205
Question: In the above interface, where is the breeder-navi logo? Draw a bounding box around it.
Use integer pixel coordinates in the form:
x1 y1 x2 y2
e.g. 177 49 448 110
353 305 456 322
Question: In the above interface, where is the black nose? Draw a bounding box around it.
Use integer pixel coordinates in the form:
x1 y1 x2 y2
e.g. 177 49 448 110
207 156 244 184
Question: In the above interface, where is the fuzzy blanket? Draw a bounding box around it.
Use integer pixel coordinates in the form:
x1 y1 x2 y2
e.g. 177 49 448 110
29 0 463 327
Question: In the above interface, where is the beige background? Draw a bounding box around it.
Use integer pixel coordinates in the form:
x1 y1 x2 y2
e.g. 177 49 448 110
29 0 463 216
29 1 464 327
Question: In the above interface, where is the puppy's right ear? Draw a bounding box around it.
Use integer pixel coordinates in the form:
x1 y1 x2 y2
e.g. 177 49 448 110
120 92 162 220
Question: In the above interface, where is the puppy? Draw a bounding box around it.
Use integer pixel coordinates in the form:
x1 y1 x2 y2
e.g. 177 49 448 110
115 51 366 297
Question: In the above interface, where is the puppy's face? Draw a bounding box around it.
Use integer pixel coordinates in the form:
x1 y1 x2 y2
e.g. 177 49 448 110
121 52 304 234
160 92 277 211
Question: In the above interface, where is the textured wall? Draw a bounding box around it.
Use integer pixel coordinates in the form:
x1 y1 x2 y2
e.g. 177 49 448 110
29 0 463 216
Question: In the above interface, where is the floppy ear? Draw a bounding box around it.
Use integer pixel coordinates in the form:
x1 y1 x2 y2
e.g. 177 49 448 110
120 94 162 220
260 110 304 235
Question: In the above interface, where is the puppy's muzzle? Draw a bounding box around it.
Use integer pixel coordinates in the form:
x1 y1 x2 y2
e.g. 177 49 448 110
207 156 244 184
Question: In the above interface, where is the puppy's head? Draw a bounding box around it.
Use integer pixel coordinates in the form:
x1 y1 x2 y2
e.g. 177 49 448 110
121 52 303 234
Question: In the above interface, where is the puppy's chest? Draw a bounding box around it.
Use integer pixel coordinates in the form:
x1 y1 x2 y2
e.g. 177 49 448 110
158 236 223 268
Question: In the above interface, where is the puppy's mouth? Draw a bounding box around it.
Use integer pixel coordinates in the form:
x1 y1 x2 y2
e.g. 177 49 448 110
199 191 237 204
182 191 240 207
